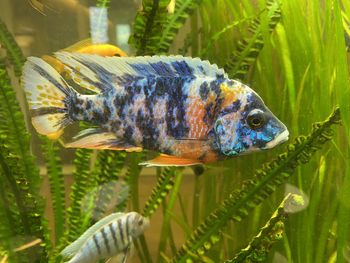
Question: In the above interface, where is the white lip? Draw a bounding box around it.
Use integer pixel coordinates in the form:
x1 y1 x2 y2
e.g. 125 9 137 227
264 130 289 149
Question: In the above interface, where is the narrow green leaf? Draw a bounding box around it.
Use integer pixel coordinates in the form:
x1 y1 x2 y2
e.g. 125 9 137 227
224 0 282 80
143 167 177 218
0 19 25 76
226 194 303 263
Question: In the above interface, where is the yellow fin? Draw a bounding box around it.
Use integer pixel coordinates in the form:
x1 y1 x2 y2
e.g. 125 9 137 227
63 38 94 53
139 154 202 167
23 57 72 139
63 38 127 57
41 55 65 73
46 130 64 140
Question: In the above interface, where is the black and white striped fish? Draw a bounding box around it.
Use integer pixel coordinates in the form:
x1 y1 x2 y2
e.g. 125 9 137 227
61 212 149 263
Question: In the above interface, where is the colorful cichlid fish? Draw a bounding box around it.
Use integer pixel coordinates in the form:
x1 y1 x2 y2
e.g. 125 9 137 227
21 53 289 166
61 212 149 263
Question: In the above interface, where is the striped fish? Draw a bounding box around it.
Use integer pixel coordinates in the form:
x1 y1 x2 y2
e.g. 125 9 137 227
61 212 149 263
21 53 289 166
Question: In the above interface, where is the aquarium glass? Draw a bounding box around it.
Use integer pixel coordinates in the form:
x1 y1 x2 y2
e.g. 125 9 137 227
0 0 349 262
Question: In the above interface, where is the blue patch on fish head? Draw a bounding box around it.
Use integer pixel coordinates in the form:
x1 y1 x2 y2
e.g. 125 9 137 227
214 92 289 156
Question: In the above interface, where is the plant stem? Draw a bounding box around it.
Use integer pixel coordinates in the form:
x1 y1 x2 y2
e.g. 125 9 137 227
157 170 183 263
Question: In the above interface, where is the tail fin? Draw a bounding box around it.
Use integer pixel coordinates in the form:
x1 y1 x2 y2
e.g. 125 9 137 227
21 57 75 139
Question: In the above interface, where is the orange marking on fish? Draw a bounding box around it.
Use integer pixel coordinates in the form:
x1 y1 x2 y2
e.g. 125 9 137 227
172 140 212 162
186 97 209 139
207 92 216 103
143 154 201 166
220 83 239 108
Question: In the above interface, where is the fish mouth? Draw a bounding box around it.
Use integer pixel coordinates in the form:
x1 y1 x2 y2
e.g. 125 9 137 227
264 130 289 149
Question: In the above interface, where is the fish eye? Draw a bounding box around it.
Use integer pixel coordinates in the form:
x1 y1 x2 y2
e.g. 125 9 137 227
246 109 266 130
138 218 143 226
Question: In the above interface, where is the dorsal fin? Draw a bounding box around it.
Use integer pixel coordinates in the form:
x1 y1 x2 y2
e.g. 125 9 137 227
63 38 94 53
61 212 125 258
54 52 228 89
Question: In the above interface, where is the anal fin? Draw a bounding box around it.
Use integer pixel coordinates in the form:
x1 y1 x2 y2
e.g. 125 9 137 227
139 154 202 167
63 128 142 152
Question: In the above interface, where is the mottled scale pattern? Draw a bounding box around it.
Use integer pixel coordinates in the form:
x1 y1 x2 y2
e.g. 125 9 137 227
57 52 251 162
21 52 288 165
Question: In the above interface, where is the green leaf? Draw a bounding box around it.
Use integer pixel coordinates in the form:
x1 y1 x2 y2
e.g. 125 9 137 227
41 138 65 244
224 0 282 80
155 0 202 54
130 0 203 55
96 0 111 8
0 139 48 261
226 194 303 263
60 146 95 252
143 167 177 217
0 19 25 76
0 65 50 260
129 0 172 55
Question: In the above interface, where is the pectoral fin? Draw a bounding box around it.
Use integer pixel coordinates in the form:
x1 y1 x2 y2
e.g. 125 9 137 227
108 242 133 263
121 244 131 263
139 154 202 167
63 128 142 152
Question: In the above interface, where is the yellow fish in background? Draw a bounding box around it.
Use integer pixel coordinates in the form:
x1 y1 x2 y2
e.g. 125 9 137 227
41 39 127 75
62 39 127 57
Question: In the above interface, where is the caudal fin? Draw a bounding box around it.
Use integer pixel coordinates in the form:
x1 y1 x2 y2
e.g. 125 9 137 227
21 57 75 139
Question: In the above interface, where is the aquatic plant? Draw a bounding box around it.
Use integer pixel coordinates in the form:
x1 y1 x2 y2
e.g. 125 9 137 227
0 60 49 260
96 0 111 8
143 167 177 218
129 0 202 55
129 0 172 55
0 20 25 76
150 0 203 54
225 193 303 263
41 139 65 244
223 0 282 80
65 148 94 242
0 0 349 262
